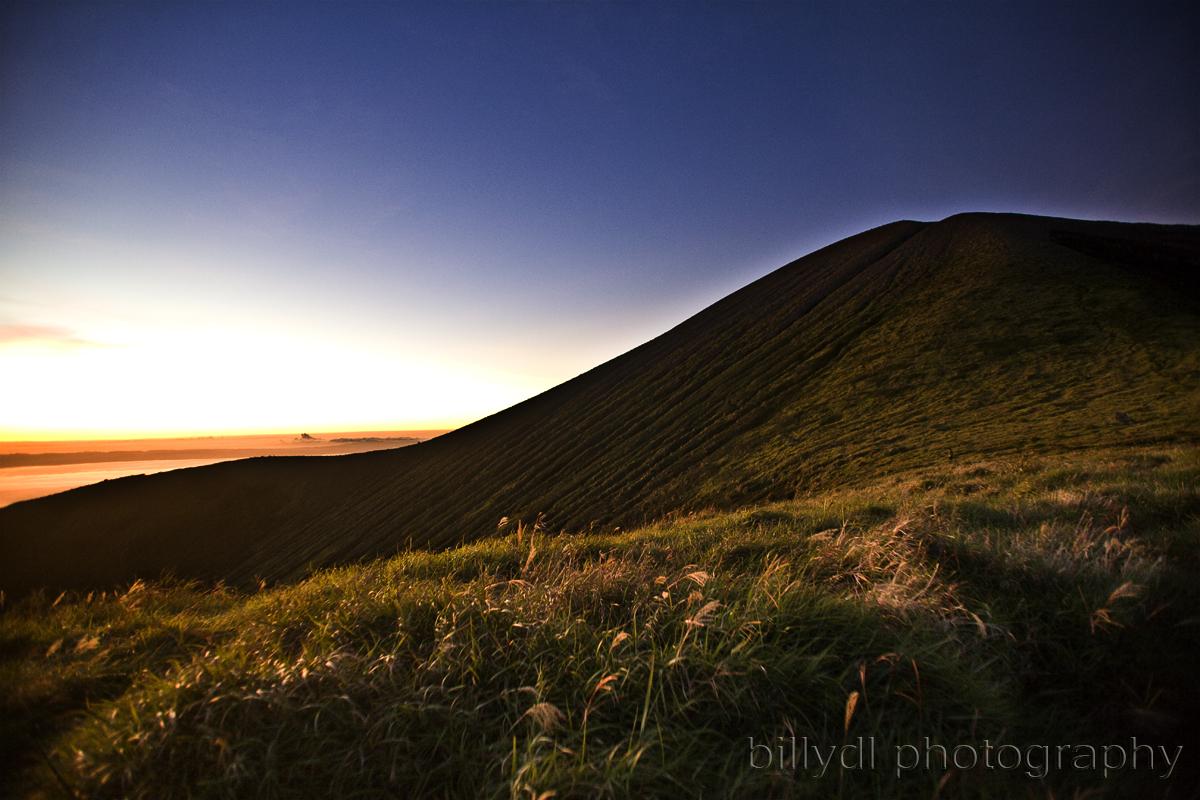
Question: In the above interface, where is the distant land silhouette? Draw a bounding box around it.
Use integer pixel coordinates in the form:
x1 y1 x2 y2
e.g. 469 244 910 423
2 213 1197 595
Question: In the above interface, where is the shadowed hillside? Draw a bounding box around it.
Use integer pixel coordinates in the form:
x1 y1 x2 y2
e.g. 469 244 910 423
2 213 1198 594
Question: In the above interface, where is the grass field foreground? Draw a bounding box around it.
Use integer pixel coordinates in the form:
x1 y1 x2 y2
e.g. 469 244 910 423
2 445 1198 798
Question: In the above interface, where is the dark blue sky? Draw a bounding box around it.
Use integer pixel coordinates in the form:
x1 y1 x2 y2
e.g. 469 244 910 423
1 1 1197 436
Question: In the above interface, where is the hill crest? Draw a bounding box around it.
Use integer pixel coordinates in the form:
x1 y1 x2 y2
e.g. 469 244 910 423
2 212 1198 594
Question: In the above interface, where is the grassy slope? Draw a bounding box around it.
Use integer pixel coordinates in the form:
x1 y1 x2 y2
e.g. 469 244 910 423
2 213 1197 594
2 445 1197 798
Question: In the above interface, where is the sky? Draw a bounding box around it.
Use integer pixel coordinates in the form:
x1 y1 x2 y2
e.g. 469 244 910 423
1 1 1197 440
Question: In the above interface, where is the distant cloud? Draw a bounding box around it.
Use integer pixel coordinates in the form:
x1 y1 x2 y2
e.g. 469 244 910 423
0 323 102 348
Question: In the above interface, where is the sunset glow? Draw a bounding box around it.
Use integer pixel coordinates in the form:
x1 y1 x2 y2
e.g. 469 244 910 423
0 314 545 440
1 2 1198 796
2 2 1195 442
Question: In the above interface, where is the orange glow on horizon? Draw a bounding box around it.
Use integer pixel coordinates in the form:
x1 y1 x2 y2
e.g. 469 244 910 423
0 426 460 444
0 318 545 443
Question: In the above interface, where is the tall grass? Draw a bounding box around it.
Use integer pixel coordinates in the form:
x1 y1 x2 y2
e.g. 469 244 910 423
2 445 1197 798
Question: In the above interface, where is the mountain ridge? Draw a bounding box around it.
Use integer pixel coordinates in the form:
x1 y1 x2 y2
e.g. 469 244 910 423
2 212 1197 595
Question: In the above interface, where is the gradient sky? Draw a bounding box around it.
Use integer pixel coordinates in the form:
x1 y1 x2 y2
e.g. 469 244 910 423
1 1 1197 439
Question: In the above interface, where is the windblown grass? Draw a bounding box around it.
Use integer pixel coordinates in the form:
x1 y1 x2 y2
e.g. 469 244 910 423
2 445 1197 797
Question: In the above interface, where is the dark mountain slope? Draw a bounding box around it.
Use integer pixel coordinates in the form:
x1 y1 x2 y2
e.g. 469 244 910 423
2 213 1197 594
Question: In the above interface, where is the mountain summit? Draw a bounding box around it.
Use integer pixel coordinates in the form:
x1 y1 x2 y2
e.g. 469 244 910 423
3 213 1197 594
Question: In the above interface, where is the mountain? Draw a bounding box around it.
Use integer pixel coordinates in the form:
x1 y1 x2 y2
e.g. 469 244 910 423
2 213 1197 595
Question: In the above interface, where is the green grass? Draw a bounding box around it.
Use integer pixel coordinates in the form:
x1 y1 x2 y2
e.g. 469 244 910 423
4 444 1197 798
